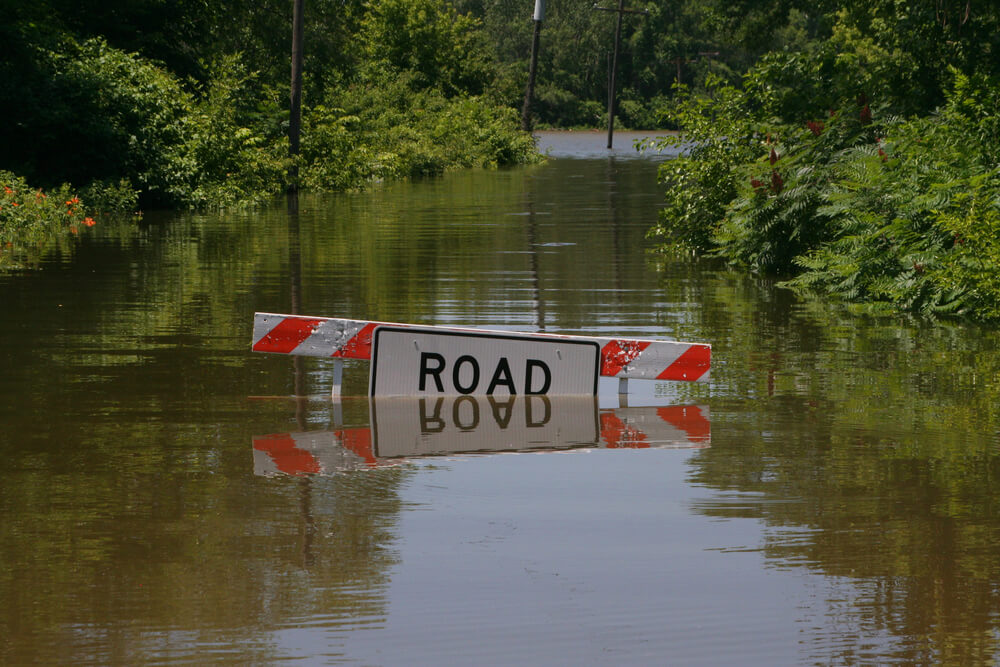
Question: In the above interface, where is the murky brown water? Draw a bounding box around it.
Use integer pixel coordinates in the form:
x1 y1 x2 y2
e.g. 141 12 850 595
3 131 1000 665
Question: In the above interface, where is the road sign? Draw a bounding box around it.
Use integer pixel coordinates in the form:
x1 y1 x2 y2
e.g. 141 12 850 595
252 313 711 384
369 326 600 397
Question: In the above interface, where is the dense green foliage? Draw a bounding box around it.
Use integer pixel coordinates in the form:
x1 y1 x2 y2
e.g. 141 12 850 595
0 0 540 266
458 0 845 129
651 3 1000 321
0 0 536 205
0 171 139 270
5 0 1000 319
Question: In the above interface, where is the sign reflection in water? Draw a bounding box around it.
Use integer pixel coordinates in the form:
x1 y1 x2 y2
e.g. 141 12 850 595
253 392 710 476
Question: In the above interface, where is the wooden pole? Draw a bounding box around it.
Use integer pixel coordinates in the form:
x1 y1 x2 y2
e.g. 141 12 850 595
606 0 624 149
522 21 542 131
593 1 647 149
288 0 305 193
521 0 546 131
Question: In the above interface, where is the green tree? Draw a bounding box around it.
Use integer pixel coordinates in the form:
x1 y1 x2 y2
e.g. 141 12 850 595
650 1 1000 320
361 0 493 96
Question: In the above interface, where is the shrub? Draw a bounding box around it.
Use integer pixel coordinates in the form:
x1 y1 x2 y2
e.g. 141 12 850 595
2 28 538 213
650 78 759 252
0 171 98 269
651 63 1000 321
176 56 292 207
931 183 1000 320
785 117 1000 318
302 73 540 190
43 38 192 204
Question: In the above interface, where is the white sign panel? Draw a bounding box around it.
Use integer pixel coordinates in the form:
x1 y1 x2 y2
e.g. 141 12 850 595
369 326 600 397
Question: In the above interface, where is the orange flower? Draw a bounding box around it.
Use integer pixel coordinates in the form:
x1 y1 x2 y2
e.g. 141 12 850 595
83 217 96 227
4 186 12 195
11 202 18 207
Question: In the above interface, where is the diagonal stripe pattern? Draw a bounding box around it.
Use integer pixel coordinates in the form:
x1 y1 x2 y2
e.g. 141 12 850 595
252 312 710 382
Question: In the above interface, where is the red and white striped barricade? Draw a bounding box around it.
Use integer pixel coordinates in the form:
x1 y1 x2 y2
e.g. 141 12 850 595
251 312 710 397
252 398 710 475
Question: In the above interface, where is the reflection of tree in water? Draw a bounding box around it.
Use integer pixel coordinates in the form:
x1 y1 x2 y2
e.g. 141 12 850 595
678 272 1000 664
692 412 1000 663
0 203 415 664
265 468 411 620
0 411 413 664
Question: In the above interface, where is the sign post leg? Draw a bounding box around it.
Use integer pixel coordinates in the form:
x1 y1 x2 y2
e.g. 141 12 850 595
618 376 629 408
330 397 343 429
331 359 344 399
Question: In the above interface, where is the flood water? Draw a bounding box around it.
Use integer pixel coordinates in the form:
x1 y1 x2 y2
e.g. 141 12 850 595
3 131 1000 665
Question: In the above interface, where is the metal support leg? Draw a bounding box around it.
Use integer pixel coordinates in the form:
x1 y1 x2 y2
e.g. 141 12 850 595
618 376 629 408
331 397 343 429
331 359 343 399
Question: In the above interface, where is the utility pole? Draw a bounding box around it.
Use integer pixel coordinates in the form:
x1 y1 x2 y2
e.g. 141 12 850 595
593 1 647 148
521 0 546 131
288 0 305 193
668 56 684 87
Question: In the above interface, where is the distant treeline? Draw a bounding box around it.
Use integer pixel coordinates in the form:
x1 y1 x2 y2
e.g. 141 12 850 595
2 0 934 210
5 0 1000 321
6 0 960 208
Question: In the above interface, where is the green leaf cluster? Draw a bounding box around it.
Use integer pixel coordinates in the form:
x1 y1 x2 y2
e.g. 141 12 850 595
360 0 493 97
651 5 1000 321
